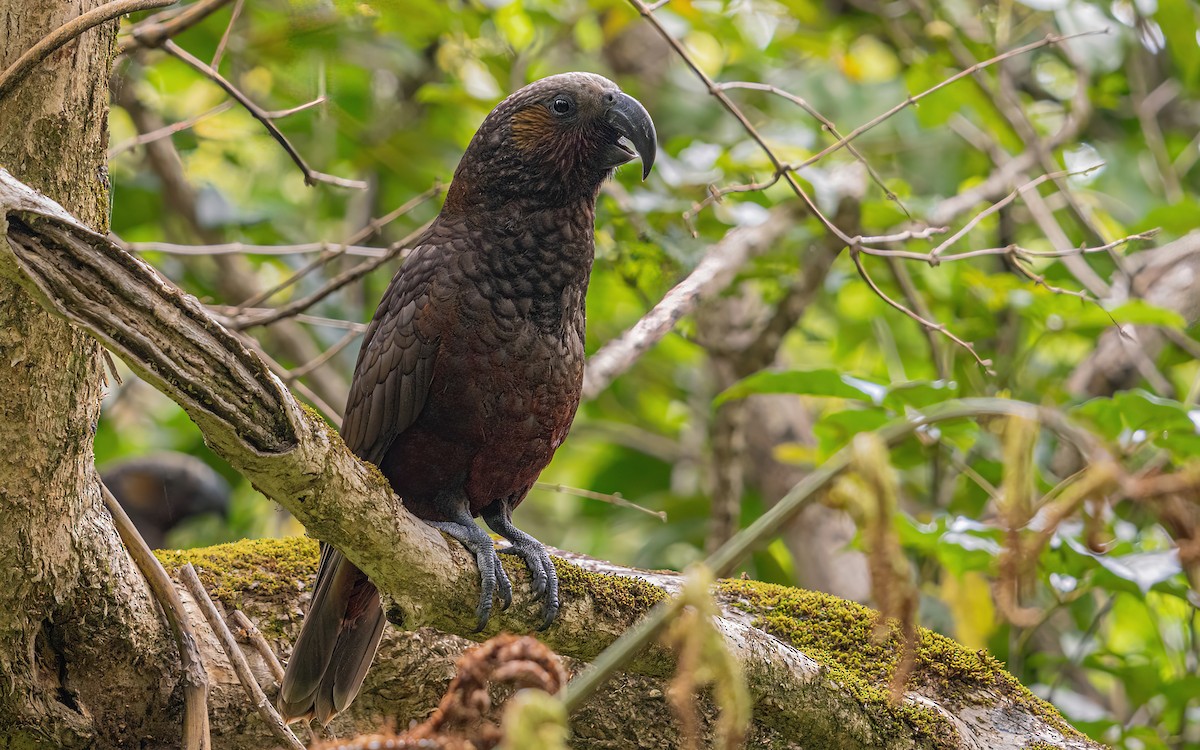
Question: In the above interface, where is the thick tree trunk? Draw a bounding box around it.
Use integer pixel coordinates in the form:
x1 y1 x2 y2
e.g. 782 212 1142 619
0 3 176 746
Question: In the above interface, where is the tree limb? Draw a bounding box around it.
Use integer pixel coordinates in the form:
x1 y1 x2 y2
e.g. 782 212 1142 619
0 169 1099 749
0 0 176 102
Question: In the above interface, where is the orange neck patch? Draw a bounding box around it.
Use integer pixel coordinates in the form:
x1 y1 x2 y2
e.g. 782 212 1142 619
510 105 557 152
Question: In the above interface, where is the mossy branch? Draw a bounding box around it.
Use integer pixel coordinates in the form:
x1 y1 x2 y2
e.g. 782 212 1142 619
1 169 1102 749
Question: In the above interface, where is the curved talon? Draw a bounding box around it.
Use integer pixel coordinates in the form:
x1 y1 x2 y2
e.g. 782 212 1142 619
494 549 513 611
428 516 509 631
500 545 546 598
483 507 561 629
536 550 560 630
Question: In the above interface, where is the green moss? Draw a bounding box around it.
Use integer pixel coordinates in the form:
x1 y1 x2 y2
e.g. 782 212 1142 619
554 557 667 624
719 580 1081 749
538 557 668 662
154 536 319 613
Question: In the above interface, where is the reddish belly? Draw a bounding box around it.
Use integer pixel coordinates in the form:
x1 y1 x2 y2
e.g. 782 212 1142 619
379 340 582 521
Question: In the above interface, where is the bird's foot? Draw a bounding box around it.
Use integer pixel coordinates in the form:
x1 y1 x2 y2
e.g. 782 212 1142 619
427 518 512 631
482 507 560 630
498 541 559 630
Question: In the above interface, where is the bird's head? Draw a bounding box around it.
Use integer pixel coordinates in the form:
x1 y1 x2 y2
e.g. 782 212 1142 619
444 72 656 212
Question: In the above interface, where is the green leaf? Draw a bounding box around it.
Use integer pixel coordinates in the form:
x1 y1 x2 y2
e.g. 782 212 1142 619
715 369 887 406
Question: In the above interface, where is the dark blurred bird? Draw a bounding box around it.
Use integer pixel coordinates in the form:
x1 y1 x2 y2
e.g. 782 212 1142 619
278 72 655 725
100 453 231 549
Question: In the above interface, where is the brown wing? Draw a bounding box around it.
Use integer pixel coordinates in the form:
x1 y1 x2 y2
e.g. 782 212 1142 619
279 244 442 725
341 249 441 466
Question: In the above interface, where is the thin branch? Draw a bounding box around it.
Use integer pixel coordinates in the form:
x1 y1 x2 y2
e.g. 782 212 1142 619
946 117 1111 297
108 101 235 158
850 247 993 371
118 0 233 54
627 0 852 244
718 81 912 220
210 0 243 69
207 307 368 331
118 238 390 257
234 183 441 309
884 255 949 379
287 328 359 381
689 31 1103 219
929 171 1069 260
101 481 210 750
0 0 177 102
858 230 1158 265
229 610 284 685
179 565 305 750
582 206 796 400
160 39 367 189
794 31 1103 172
533 482 666 522
228 220 433 330
263 96 326 119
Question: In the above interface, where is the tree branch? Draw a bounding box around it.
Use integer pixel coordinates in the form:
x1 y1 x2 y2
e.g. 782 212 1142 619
0 0 176 102
0 169 1098 749
583 207 797 399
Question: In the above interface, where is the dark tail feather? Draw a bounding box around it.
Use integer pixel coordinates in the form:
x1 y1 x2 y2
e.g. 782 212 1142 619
278 544 386 725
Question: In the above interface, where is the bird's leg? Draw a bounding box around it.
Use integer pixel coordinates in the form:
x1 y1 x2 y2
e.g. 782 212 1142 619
427 500 512 631
481 505 559 630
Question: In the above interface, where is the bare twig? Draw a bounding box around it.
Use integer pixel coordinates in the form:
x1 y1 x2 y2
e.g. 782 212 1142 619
0 0 176 102
858 230 1157 265
179 564 306 750
235 182 441 309
118 238 389 257
946 117 1111 297
230 610 284 685
533 482 667 522
287 328 359 381
229 220 434 330
627 0 852 243
690 31 1103 218
210 0 243 69
884 256 949 378
108 101 235 157
929 171 1070 260
850 247 993 371
718 80 912 219
160 39 367 189
795 31 1102 172
101 481 209 750
118 0 232 54
583 206 796 399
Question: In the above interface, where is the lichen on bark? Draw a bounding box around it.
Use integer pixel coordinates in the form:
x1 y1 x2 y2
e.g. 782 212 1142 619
0 3 179 748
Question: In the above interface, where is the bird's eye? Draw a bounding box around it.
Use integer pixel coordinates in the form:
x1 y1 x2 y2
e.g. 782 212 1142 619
551 97 574 116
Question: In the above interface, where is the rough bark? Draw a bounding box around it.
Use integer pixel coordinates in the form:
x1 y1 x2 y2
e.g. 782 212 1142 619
158 537 1099 750
0 3 176 747
0 171 1101 749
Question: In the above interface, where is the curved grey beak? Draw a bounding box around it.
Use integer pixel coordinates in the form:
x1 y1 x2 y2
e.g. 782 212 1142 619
604 91 657 180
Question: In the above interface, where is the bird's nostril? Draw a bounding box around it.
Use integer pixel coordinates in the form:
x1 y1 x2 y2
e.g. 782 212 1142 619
605 91 617 104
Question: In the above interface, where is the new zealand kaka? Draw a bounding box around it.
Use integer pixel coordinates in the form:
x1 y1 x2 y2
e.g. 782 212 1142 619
100 452 231 549
278 72 655 725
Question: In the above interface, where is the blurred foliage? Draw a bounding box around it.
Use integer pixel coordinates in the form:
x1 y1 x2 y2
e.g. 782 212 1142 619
102 0 1200 746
